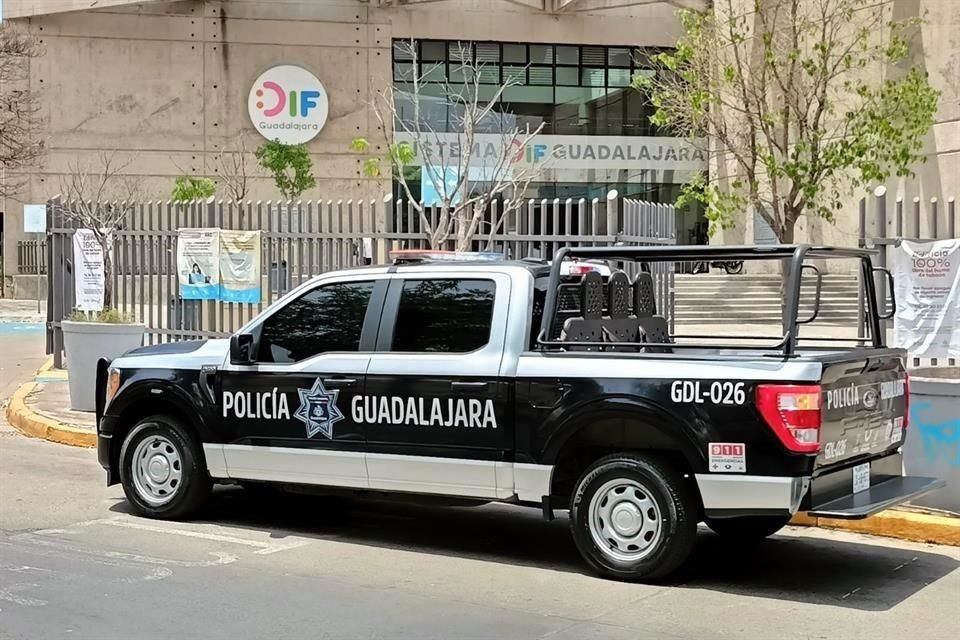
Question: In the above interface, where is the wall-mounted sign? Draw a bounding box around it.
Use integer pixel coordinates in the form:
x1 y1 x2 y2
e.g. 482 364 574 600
248 64 329 145
394 133 706 184
23 204 46 233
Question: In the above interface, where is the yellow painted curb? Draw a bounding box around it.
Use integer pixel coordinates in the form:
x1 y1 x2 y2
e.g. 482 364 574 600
790 510 960 547
4 357 96 448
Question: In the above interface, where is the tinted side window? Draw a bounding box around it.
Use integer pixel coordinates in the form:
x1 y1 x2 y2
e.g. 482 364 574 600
391 279 496 353
258 281 374 363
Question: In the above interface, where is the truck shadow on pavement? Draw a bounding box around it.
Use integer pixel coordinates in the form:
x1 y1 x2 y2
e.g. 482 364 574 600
111 487 959 611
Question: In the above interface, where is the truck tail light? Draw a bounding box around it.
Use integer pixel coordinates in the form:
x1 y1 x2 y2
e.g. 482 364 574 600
756 384 822 453
903 371 911 429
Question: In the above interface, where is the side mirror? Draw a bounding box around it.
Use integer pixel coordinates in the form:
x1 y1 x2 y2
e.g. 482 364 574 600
230 334 256 365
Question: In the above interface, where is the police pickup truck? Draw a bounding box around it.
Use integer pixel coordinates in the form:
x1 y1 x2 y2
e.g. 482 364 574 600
95 244 943 581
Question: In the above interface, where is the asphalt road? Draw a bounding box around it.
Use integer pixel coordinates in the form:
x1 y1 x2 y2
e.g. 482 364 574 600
1 328 958 640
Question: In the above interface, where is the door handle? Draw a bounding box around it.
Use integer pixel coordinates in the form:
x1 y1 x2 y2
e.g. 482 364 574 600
451 381 489 391
322 377 357 387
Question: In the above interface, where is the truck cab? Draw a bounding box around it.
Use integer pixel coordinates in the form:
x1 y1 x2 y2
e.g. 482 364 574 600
96 245 944 581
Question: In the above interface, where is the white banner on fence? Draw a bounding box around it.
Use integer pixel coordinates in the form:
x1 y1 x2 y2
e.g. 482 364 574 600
893 239 960 358
219 230 262 303
177 228 221 300
73 229 105 312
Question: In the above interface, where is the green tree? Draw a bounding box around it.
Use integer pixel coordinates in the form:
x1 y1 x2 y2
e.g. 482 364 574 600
171 175 216 202
635 0 940 243
255 140 316 201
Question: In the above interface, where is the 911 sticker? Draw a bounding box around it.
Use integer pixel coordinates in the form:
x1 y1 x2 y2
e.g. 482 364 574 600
709 443 746 473
891 416 904 443
671 381 746 405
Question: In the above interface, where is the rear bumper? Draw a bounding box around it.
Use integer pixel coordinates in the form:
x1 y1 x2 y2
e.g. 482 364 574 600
697 452 945 520
697 475 810 518
807 476 945 519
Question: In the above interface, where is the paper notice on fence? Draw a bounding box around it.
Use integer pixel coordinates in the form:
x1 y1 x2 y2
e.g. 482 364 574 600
73 229 105 311
177 228 221 300
893 239 960 359
219 230 261 303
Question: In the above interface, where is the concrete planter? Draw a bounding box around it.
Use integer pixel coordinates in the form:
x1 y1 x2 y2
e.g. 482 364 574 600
61 320 145 412
905 367 960 514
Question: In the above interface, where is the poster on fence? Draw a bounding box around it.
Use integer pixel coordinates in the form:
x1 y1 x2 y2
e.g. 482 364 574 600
893 239 960 359
177 228 221 300
73 229 105 312
219 230 262 303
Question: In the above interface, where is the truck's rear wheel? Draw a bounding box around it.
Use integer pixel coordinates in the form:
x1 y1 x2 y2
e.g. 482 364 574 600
119 415 211 520
704 515 792 540
569 453 698 581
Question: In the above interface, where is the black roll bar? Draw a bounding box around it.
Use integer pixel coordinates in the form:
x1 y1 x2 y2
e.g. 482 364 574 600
536 244 883 358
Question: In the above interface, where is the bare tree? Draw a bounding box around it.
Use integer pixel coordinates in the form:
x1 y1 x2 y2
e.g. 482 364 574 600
58 152 143 310
0 24 45 197
354 40 546 251
212 131 254 202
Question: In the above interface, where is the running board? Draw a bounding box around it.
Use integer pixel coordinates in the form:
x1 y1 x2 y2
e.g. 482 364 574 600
807 476 945 520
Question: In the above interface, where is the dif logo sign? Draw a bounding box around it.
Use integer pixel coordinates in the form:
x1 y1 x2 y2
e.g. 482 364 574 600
248 64 329 145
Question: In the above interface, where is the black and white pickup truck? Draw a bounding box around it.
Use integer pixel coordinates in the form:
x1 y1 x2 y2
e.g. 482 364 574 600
95 244 944 581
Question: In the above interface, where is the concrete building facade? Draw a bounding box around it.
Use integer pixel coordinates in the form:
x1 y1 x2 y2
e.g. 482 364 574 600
0 0 957 280
0 0 702 279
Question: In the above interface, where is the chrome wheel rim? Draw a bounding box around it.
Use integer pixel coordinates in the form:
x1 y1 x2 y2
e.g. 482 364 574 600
588 478 663 562
131 435 183 506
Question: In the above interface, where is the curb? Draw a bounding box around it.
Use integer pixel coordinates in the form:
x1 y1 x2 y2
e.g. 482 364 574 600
4 357 96 448
790 510 960 547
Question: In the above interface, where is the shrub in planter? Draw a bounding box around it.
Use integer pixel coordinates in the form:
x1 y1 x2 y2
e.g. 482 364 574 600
62 309 145 412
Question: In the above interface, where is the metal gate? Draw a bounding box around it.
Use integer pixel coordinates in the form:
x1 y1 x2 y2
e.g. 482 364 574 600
45 191 676 363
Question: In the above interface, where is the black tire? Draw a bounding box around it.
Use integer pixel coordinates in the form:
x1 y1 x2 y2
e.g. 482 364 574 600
119 415 211 519
724 261 744 275
569 453 698 582
704 515 791 540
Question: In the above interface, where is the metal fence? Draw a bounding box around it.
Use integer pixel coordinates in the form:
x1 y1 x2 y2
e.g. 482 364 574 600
858 188 957 368
17 240 47 274
45 192 676 364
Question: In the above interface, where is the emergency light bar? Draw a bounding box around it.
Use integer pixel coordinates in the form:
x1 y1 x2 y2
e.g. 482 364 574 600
389 250 504 264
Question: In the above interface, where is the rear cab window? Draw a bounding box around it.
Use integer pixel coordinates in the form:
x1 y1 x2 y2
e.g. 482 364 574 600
389 279 496 353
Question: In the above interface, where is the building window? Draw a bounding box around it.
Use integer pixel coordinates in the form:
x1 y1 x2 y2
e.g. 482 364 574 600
258 281 374 363
392 39 664 137
390 279 496 353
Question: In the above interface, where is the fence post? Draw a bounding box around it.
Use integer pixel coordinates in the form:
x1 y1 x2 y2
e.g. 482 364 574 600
949 197 956 239
873 186 888 337
606 189 620 238
930 197 939 240
205 198 217 336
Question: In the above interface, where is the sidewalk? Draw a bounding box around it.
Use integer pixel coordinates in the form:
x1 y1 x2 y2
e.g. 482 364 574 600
0 298 47 326
5 360 96 447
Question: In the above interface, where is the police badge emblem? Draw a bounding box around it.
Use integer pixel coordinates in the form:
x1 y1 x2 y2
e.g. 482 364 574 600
294 378 345 439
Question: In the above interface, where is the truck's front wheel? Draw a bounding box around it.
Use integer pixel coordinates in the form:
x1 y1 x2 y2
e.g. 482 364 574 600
569 453 698 581
704 515 792 540
119 415 211 520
